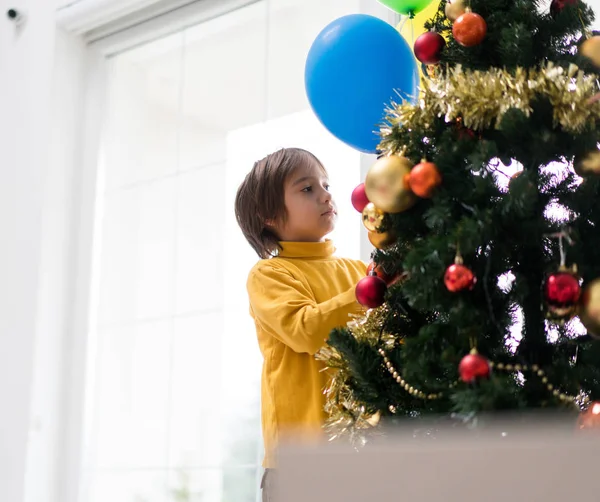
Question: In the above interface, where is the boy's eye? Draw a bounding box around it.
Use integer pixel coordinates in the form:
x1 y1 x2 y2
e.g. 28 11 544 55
301 186 312 192
324 184 330 191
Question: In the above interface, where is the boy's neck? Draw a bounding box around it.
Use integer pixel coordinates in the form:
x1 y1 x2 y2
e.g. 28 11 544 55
277 240 335 259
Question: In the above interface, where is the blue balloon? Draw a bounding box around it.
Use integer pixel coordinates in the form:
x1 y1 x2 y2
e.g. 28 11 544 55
305 14 419 154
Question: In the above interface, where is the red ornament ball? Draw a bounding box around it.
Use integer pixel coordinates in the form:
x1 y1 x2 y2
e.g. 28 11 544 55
545 271 581 307
414 31 446 65
457 126 476 141
550 0 577 17
578 401 600 430
452 11 487 47
459 350 491 383
444 263 476 292
366 261 394 284
355 275 387 308
351 183 370 213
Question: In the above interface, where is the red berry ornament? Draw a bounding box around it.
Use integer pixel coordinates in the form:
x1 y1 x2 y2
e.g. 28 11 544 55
351 183 370 213
414 32 446 65
355 274 387 308
444 263 476 292
459 349 491 383
366 262 394 284
550 0 577 17
452 11 487 47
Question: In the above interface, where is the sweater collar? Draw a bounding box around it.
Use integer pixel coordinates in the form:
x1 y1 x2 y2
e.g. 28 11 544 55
277 240 335 259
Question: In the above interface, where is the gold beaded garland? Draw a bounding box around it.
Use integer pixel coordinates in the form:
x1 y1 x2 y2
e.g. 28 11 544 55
379 349 578 405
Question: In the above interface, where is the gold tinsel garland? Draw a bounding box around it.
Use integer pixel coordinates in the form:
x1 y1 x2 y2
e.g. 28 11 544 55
316 306 392 443
380 64 600 145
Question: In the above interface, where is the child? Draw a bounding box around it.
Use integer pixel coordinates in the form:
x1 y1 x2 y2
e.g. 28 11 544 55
234 147 366 501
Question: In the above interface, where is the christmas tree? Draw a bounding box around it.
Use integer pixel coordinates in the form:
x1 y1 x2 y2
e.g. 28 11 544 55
318 0 600 439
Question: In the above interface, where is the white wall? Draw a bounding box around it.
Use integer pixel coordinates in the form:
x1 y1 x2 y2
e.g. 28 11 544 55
0 2 101 502
0 1 58 500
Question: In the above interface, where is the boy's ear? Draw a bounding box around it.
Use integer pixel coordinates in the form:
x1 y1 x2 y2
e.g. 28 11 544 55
265 218 275 227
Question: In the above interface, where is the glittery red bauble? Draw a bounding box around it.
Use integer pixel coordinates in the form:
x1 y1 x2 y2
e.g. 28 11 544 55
454 119 478 140
355 275 387 308
459 351 491 383
452 12 487 47
366 262 394 284
414 32 446 65
550 0 577 17
444 263 476 292
545 271 581 307
351 183 370 213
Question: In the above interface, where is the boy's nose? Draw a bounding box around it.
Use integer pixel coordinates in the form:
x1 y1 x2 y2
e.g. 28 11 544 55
320 190 331 203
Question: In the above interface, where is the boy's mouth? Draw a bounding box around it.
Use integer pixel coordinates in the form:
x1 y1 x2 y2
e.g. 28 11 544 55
321 209 336 216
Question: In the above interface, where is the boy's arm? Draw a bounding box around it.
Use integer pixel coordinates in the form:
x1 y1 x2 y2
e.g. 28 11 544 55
247 263 362 355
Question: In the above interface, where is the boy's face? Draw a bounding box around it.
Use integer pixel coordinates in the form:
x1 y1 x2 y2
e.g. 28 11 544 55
273 160 337 242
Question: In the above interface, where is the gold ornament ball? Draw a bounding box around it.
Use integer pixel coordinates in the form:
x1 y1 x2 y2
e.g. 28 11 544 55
580 36 600 68
579 278 600 337
574 150 600 176
445 0 466 22
368 230 396 249
362 202 385 232
365 155 417 214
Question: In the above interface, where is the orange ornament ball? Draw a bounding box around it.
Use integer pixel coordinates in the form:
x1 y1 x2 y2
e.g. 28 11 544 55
452 11 487 47
408 161 442 198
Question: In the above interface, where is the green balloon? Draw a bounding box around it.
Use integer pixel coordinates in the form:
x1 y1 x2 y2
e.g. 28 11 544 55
378 0 435 15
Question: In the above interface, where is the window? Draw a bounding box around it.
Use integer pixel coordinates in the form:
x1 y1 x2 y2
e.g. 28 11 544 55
82 1 375 500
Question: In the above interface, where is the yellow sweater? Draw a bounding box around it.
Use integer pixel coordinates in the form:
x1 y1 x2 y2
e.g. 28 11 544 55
246 240 366 467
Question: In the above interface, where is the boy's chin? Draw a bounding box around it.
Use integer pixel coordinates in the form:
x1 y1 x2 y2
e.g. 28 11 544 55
320 226 335 238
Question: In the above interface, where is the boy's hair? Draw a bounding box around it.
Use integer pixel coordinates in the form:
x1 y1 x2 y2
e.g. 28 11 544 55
235 147 326 259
